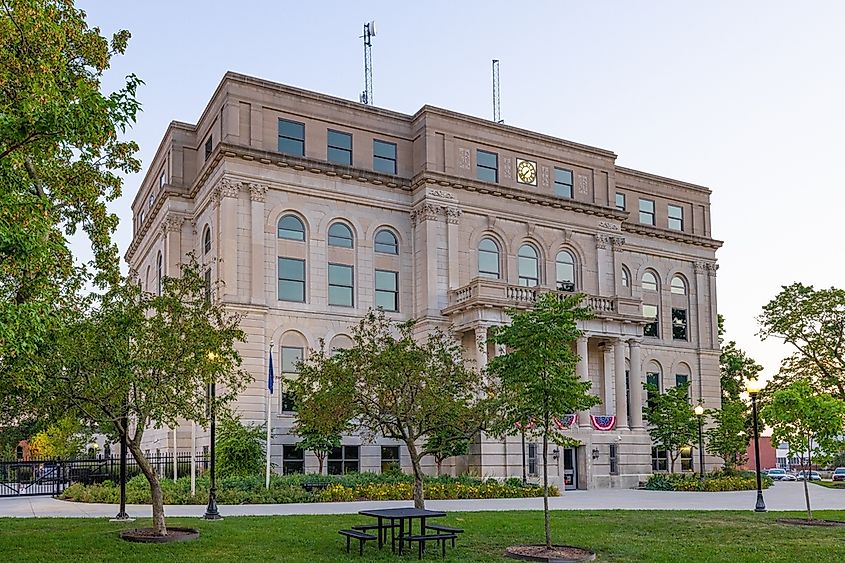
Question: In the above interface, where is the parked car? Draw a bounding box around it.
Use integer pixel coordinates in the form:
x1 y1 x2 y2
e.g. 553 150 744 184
766 468 788 480
832 467 845 482
780 472 797 481
796 471 822 481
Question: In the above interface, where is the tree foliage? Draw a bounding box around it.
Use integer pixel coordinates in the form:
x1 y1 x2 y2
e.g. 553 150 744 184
705 400 748 470
718 315 763 403
34 260 249 535
0 0 141 364
761 381 845 520
216 411 265 478
293 310 488 509
758 283 845 400
424 421 473 477
644 383 698 473
487 293 600 550
28 416 90 459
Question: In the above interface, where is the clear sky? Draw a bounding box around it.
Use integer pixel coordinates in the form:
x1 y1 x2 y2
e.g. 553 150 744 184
75 0 845 379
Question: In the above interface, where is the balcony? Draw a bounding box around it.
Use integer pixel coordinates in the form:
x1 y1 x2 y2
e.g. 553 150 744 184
443 278 644 322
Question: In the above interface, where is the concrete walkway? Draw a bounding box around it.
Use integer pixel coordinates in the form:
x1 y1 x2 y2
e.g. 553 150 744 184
1 482 843 519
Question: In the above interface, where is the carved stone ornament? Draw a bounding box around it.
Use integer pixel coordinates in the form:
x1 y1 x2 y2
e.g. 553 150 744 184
217 177 240 199
610 236 626 248
594 233 611 250
458 147 471 169
427 189 456 200
578 175 589 195
694 261 719 275
445 206 462 224
503 157 513 180
161 215 183 234
248 182 267 202
541 166 550 188
598 220 620 231
410 202 444 226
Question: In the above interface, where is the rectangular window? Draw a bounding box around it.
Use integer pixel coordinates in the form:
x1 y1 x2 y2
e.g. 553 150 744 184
643 304 659 338
554 168 573 198
373 139 397 174
327 129 352 166
375 270 399 312
204 136 212 161
528 443 538 477
646 372 661 410
328 445 359 475
615 192 626 211
278 257 306 302
639 199 655 225
282 445 304 474
203 268 212 303
672 308 688 341
159 172 166 188
476 150 498 183
278 119 305 156
675 374 690 398
280 346 303 413
610 444 619 475
680 446 693 472
381 446 400 473
328 263 354 307
668 204 684 231
651 447 668 472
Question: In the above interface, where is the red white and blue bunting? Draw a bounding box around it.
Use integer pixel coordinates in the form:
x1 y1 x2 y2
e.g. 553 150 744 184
590 415 616 431
553 414 578 430
514 418 536 430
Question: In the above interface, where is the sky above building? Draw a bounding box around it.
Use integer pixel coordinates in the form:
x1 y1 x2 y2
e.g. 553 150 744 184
75 0 845 380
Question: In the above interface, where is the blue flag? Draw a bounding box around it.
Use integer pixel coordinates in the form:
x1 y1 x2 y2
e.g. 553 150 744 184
268 347 274 394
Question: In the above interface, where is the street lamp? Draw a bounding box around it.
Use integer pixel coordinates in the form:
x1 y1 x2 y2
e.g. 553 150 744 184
746 378 766 513
204 351 222 520
694 404 705 480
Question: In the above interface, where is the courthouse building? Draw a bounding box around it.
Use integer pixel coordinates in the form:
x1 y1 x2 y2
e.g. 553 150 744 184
126 72 722 489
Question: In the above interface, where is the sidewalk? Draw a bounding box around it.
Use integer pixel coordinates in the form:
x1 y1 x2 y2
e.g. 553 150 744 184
1 482 843 519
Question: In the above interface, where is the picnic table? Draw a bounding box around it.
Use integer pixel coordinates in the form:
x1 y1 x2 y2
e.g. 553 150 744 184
357 507 447 555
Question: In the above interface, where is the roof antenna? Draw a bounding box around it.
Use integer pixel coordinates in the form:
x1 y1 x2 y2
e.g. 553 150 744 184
360 21 376 105
492 59 503 123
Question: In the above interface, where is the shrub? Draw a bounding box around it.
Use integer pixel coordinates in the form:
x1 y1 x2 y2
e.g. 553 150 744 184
216 412 265 478
644 470 772 492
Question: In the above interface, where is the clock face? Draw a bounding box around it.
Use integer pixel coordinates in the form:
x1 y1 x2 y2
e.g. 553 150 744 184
516 158 537 185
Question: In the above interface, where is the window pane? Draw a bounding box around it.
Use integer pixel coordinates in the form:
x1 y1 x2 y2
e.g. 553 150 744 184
281 347 303 373
671 276 686 294
278 216 305 241
477 150 497 168
373 140 396 159
476 150 498 183
327 130 352 150
554 168 573 198
375 270 397 291
328 223 353 247
329 286 351 307
329 263 353 285
615 192 625 210
279 258 305 280
642 272 657 291
373 156 396 174
327 146 352 166
375 290 397 311
556 251 575 284
374 230 398 254
672 308 688 340
279 137 304 156
279 120 304 139
278 280 304 302
668 204 683 230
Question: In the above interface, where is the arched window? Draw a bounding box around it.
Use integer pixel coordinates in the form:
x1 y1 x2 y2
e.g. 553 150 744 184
202 225 211 254
156 252 163 296
555 250 576 291
518 244 539 287
671 275 687 295
328 223 354 248
621 266 631 288
374 229 399 254
277 215 305 241
478 238 501 279
642 271 658 292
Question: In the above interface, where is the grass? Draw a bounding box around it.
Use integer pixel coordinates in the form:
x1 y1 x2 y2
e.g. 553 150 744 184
1 510 844 562
811 480 845 489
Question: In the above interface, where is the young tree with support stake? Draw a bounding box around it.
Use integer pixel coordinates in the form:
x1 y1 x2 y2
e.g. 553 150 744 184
761 381 845 521
644 383 698 473
35 261 249 536
486 293 600 550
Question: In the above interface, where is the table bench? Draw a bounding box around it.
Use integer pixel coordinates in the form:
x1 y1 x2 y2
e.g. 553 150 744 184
338 529 376 555
424 523 464 547
405 532 458 559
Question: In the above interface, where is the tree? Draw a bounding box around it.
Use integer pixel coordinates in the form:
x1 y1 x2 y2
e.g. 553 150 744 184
644 383 698 473
424 423 473 477
718 315 763 403
0 0 141 364
216 411 265 478
705 400 748 470
28 416 90 459
486 293 600 550
758 283 845 400
35 260 248 536
761 381 845 521
294 310 488 508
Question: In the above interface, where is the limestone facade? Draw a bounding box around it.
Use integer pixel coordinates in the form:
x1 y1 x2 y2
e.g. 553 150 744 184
126 72 722 489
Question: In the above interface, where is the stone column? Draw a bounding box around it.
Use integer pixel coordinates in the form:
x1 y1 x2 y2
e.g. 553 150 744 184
217 178 239 298
248 183 267 305
602 344 614 415
628 339 644 429
594 234 612 295
576 336 589 425
614 338 628 429
475 326 489 371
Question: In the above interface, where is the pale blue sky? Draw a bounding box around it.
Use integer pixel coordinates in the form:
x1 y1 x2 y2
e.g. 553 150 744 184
76 0 845 378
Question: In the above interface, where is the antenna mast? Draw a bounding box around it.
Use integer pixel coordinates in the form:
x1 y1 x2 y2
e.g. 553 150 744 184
492 59 502 123
360 21 376 105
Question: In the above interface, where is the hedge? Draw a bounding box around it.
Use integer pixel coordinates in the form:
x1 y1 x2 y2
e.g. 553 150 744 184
644 470 773 492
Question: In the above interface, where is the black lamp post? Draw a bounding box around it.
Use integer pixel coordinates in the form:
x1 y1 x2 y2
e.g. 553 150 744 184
204 353 222 519
694 404 705 480
746 379 766 513
112 412 131 521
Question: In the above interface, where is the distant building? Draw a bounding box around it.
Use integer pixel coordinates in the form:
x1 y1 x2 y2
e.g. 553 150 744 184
742 436 777 471
126 72 722 489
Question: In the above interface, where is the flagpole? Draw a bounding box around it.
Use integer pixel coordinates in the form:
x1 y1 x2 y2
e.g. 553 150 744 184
265 343 274 489
190 420 196 496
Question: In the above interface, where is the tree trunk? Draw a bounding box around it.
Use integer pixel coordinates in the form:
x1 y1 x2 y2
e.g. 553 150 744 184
436 459 442 477
128 442 167 536
542 430 551 549
406 440 425 509
317 455 324 475
804 436 813 521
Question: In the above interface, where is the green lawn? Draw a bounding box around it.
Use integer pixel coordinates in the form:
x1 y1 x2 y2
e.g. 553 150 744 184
1 510 844 562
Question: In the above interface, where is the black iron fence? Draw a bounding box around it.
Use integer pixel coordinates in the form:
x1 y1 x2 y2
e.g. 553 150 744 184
0 452 211 498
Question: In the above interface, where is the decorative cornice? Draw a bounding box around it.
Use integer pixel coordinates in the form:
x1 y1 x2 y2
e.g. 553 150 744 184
694 261 719 275
410 203 443 226
427 189 456 200
622 222 723 250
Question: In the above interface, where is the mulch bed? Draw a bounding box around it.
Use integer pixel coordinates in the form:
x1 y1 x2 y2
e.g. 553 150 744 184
119 527 200 543
776 518 845 527
505 544 596 562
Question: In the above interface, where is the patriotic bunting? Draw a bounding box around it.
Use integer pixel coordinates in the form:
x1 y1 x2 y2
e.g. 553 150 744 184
552 414 578 430
590 415 616 431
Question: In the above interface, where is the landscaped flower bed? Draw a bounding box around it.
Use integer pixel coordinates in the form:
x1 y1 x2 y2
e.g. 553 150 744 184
644 470 772 492
58 473 558 504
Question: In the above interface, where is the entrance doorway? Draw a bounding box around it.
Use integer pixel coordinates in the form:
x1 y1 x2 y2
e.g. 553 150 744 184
563 448 578 490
